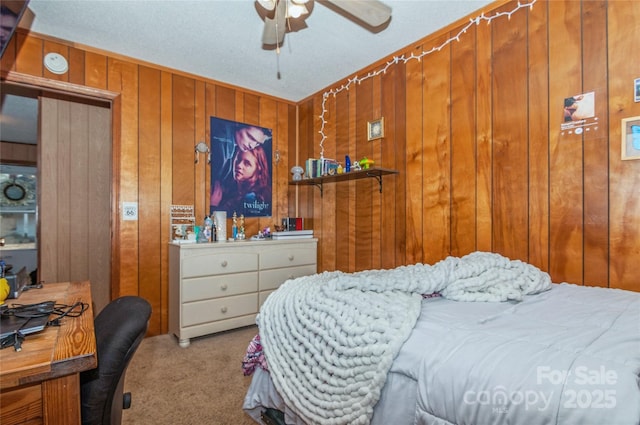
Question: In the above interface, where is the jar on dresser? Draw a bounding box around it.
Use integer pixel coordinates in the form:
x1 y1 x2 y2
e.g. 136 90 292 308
168 238 317 347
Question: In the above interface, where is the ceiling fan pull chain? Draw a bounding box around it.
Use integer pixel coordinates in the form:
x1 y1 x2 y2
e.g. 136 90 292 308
276 52 281 80
275 9 282 79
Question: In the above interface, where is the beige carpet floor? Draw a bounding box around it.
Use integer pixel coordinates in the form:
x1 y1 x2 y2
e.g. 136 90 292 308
122 325 260 425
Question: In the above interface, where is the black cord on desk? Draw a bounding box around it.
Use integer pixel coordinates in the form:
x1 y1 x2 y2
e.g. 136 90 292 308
1 301 89 351
47 301 89 326
1 330 25 351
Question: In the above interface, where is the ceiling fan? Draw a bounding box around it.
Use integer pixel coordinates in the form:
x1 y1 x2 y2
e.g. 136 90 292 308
256 0 392 46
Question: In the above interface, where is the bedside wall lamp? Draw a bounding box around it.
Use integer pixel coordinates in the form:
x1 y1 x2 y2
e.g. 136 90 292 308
195 142 210 164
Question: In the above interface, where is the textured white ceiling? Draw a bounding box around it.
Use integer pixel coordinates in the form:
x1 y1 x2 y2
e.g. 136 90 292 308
26 0 492 102
1 0 493 145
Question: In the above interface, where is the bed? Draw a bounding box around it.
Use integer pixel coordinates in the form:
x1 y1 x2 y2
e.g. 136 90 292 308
242 252 640 425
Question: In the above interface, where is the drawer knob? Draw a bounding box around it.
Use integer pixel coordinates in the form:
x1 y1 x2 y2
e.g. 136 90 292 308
221 306 228 313
221 260 228 267
288 255 294 261
220 284 228 291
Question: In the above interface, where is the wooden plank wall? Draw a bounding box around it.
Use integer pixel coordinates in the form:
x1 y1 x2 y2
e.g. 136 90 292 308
0 141 37 164
1 0 638 336
298 0 640 292
1 30 296 336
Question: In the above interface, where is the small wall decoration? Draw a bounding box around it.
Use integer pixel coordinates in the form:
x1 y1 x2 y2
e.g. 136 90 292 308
621 116 640 160
367 118 384 141
560 91 597 135
0 166 36 207
170 204 196 242
635 78 640 103
209 117 273 217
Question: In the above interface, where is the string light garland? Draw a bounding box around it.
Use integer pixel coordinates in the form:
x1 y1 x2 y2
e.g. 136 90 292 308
317 0 537 158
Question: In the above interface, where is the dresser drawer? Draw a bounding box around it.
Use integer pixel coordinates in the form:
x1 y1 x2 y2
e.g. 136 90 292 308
169 240 316 346
259 264 317 291
260 246 316 269
182 252 258 278
182 272 258 302
182 293 258 326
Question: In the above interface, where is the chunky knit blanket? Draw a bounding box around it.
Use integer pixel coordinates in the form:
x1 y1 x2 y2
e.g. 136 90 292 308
256 251 551 425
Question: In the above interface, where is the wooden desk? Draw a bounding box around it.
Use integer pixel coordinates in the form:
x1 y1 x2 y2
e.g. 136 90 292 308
0 281 97 425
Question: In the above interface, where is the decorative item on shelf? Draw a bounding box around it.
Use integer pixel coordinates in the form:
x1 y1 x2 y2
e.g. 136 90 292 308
281 217 304 231
203 215 214 242
170 205 196 243
238 214 246 240
359 157 375 169
253 226 272 240
213 210 227 241
337 163 344 174
272 229 313 240
352 161 361 171
345 155 351 172
367 118 384 141
323 159 339 175
304 158 317 178
194 141 210 164
232 212 238 240
291 165 304 181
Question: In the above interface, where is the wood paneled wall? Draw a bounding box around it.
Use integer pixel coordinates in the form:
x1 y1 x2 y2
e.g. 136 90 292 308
0 141 37 164
1 0 638 337
298 0 640 292
1 30 296 336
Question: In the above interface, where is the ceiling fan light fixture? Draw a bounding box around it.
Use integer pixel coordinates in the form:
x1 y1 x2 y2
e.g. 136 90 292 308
286 1 308 19
257 0 276 11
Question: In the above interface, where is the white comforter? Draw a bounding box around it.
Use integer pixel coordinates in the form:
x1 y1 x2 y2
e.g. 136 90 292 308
254 252 552 425
244 282 640 425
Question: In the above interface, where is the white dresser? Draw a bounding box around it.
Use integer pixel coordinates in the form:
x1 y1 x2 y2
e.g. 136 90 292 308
169 238 317 347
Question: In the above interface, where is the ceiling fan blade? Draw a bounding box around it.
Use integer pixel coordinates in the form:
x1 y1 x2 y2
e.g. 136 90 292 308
324 0 391 27
262 0 287 45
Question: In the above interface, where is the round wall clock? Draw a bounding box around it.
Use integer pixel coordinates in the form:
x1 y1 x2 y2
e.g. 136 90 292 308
3 182 26 201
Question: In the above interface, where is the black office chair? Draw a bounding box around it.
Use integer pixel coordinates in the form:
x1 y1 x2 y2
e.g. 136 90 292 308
80 296 152 425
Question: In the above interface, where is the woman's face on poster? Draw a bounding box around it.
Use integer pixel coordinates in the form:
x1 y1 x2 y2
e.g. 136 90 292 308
234 150 259 183
235 126 268 152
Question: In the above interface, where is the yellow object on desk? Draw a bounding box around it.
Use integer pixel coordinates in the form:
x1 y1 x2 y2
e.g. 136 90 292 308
0 277 9 305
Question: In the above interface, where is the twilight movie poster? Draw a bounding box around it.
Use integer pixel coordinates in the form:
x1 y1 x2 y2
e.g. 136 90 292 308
209 117 273 217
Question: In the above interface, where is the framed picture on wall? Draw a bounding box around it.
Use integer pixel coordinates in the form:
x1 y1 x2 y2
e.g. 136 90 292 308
367 118 384 141
209 117 273 217
621 116 640 160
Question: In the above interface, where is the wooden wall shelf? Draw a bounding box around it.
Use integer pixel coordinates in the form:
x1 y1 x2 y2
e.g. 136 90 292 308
289 167 399 197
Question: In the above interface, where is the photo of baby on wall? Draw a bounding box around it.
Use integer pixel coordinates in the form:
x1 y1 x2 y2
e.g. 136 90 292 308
209 117 273 217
